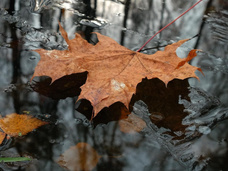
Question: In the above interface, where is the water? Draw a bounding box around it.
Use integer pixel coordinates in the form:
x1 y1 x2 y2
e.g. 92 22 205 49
0 0 228 170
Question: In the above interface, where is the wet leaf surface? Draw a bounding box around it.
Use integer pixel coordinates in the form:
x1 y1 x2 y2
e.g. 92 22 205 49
32 23 202 117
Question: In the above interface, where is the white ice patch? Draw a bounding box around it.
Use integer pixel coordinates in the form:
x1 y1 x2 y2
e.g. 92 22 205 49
111 79 126 91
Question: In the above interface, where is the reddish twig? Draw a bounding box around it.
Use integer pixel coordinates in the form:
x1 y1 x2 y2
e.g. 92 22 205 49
137 0 203 52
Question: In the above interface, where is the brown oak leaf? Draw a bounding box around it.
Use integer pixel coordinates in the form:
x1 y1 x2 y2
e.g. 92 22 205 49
32 23 202 117
57 142 101 171
0 113 48 137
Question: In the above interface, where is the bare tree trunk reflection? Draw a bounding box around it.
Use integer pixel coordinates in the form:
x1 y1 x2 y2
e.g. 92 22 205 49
120 0 131 45
94 0 97 11
9 0 21 113
156 0 166 50
82 0 96 41
145 0 154 35
194 0 214 49
158 0 166 39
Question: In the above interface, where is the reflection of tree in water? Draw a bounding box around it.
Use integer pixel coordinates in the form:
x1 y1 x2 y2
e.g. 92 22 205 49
7 0 21 113
81 0 96 40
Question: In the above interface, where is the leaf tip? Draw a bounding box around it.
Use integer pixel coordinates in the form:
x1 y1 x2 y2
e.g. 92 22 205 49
197 67 204 76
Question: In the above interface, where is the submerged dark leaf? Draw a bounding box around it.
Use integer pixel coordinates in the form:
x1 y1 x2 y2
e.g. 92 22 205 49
130 78 190 140
31 72 87 99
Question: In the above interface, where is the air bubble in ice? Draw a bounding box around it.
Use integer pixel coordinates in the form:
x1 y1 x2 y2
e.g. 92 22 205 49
73 10 85 17
186 125 196 131
55 119 63 125
0 8 8 15
30 0 52 13
150 112 164 121
174 131 183 136
44 114 51 118
198 126 211 135
49 139 56 143
29 56 36 60
4 84 16 93
194 119 203 124
79 18 107 29
122 28 127 32
83 118 90 126
180 153 194 162
74 118 82 124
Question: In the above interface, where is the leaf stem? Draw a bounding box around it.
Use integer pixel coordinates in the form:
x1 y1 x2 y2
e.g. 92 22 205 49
137 0 203 52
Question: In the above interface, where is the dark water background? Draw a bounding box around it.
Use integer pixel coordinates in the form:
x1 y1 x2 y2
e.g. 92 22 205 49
0 0 228 170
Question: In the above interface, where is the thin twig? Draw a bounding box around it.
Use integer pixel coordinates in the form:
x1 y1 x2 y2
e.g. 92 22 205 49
141 34 199 52
137 0 203 52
